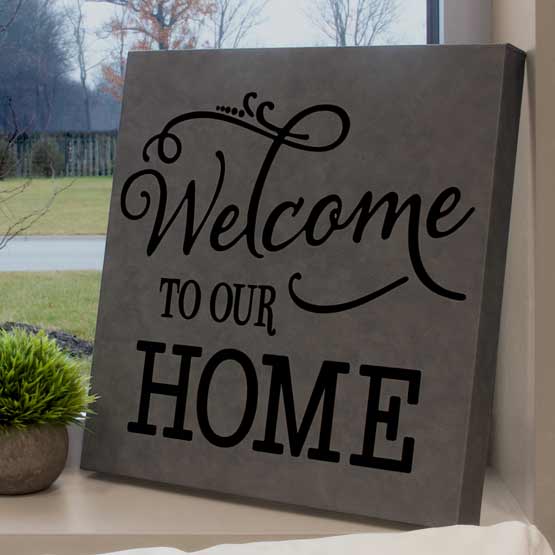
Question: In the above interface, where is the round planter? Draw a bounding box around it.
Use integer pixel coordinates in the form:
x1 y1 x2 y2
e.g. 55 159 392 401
0 424 68 495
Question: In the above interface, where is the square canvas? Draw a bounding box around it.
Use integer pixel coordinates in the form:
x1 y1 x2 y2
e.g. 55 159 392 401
82 45 525 527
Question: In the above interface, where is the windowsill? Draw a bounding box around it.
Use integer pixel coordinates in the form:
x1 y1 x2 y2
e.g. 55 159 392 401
0 467 527 555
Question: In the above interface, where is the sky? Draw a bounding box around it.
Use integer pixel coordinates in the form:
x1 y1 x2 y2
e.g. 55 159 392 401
69 0 427 82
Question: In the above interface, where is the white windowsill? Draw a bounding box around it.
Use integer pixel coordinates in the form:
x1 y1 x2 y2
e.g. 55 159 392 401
0 467 527 555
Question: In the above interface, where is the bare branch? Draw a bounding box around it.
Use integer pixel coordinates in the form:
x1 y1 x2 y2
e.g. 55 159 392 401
0 0 25 34
96 0 213 98
64 0 92 129
312 0 398 47
210 0 267 49
0 0 80 249
85 0 127 4
0 180 74 250
0 181 30 199
5 97 19 142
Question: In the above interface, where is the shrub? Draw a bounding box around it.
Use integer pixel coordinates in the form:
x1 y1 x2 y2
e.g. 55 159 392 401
0 138 16 179
0 329 96 432
31 139 64 177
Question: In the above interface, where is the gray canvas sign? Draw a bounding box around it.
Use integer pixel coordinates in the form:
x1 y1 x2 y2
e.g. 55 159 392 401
82 45 525 527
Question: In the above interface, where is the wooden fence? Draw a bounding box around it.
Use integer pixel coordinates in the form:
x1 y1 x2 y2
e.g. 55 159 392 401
9 131 118 177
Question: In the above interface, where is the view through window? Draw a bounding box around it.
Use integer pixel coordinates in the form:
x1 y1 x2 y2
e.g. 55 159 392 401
0 0 437 433
0 0 432 137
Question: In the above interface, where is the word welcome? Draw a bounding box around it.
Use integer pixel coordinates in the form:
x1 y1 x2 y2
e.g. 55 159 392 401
128 340 422 473
120 93 475 313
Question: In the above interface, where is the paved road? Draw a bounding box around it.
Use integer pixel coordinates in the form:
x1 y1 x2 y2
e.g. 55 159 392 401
0 236 106 272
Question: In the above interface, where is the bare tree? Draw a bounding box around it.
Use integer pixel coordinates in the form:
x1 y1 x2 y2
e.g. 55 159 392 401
0 181 71 249
210 0 267 49
0 0 72 250
91 0 213 99
0 0 26 185
64 0 92 130
1 0 72 131
91 0 213 50
0 0 23 34
313 0 398 47
97 5 132 101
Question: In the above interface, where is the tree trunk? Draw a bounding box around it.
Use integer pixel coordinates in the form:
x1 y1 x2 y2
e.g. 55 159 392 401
83 90 92 131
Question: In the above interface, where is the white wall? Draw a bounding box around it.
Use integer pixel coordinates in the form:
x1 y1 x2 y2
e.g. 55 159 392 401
442 0 544 532
490 0 555 545
534 0 555 541
490 0 536 521
442 0 492 44
441 0 538 522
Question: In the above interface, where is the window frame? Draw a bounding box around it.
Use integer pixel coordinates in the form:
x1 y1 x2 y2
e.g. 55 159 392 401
427 0 441 44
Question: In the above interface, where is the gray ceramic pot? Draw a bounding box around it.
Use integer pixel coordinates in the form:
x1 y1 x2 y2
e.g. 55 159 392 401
0 424 68 495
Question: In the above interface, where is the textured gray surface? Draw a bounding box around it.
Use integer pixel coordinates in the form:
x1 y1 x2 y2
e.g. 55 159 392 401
0 424 68 495
82 45 525 527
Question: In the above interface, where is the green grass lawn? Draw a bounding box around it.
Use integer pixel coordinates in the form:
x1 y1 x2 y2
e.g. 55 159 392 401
0 271 101 341
0 176 111 235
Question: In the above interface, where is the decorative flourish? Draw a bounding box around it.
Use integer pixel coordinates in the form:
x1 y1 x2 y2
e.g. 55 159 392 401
142 91 350 164
288 273 410 314
215 106 245 118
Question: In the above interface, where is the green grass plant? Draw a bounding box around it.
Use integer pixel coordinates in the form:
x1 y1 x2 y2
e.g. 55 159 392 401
0 329 96 432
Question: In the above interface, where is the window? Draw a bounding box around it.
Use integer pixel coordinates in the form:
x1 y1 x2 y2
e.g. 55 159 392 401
0 0 443 139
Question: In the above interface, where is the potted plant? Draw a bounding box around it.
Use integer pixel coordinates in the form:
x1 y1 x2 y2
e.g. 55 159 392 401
0 329 96 494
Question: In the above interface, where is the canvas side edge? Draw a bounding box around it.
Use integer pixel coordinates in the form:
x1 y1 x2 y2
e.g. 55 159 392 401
457 46 526 524
80 52 142 472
